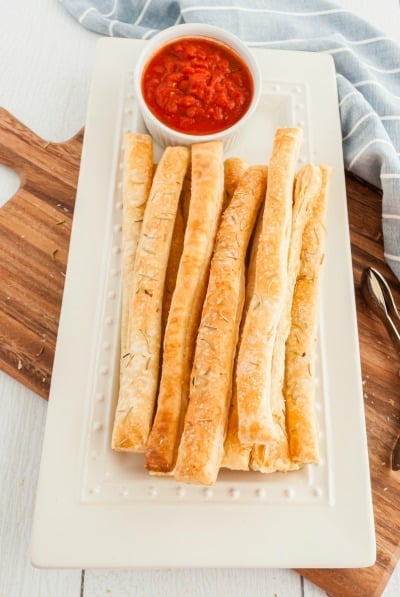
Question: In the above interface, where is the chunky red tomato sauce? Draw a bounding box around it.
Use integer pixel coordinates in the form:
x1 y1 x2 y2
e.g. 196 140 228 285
142 37 253 135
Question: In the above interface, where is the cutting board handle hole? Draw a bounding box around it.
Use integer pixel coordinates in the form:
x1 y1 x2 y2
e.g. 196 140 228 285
0 164 21 208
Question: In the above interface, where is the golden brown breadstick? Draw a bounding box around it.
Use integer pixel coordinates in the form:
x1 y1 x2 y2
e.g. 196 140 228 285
162 195 186 332
236 128 302 444
224 157 249 208
175 166 267 485
120 133 153 355
284 166 330 463
221 353 251 471
222 206 264 470
112 145 190 452
145 141 224 473
181 158 192 227
250 164 323 473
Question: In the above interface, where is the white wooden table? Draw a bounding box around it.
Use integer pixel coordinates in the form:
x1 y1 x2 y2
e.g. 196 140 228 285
1 1 399 595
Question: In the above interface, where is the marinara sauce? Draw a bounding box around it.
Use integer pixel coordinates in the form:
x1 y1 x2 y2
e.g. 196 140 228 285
141 37 253 135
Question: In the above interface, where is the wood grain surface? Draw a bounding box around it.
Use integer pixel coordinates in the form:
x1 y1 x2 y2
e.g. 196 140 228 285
0 107 82 398
0 108 399 596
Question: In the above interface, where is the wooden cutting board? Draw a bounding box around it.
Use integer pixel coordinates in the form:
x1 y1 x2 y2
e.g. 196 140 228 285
0 108 81 397
0 108 399 595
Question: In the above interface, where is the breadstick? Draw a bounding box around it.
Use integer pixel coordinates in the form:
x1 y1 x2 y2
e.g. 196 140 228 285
175 166 267 485
112 145 190 452
145 141 224 473
285 166 330 463
162 196 185 332
120 133 153 355
221 354 251 471
222 206 264 471
162 161 191 329
236 128 302 444
250 164 322 473
181 158 192 227
224 157 249 208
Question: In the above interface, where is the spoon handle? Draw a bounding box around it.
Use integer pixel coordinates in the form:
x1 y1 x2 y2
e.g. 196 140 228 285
362 268 400 471
392 436 400 471
362 267 400 354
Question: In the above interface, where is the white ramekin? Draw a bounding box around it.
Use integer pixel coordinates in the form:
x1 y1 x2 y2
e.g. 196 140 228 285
133 24 262 149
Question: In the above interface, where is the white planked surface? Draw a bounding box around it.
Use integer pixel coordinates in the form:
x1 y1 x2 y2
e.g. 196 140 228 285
0 1 400 596
83 569 303 597
0 375 82 597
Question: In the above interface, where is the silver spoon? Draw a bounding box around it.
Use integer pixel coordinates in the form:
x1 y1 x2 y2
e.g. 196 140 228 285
361 267 400 471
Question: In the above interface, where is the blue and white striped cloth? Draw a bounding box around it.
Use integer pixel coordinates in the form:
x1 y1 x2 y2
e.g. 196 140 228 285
61 0 400 279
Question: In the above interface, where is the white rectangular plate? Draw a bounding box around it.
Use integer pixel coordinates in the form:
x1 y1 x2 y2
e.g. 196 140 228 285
31 38 375 568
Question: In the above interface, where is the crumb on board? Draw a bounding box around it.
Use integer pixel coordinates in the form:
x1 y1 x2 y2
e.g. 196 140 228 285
36 346 45 358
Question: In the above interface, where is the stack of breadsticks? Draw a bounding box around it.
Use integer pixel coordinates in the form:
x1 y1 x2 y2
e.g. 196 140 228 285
111 128 330 486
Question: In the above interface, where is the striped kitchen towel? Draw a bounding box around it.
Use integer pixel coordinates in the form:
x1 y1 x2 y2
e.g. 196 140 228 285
60 0 400 279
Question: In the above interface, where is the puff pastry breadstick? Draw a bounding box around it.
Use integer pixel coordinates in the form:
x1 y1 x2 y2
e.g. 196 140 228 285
224 157 249 207
222 206 264 470
285 166 330 463
112 145 190 452
181 158 192 227
162 197 185 332
221 354 251 471
120 133 153 355
175 166 267 485
236 128 302 444
250 164 323 473
145 141 224 473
